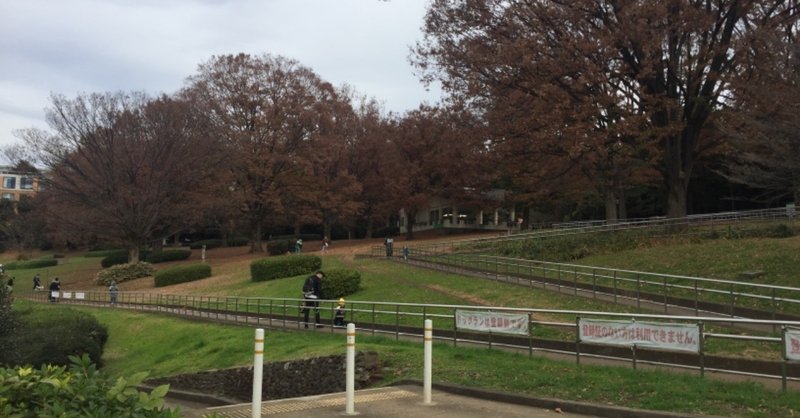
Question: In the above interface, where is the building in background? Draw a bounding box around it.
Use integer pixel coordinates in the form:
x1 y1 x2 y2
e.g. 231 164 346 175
0 166 40 201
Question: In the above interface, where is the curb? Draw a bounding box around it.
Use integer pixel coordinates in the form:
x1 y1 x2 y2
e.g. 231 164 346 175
138 384 239 407
390 379 726 418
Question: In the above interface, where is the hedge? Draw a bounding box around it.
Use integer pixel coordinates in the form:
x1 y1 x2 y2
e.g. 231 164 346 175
146 249 192 264
189 239 222 250
100 250 154 268
266 239 293 255
4 259 59 270
85 249 127 258
2 307 108 368
154 263 211 287
250 255 321 282
94 262 155 286
320 268 361 299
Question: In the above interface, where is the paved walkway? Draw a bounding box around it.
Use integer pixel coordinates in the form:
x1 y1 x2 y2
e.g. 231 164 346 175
169 383 720 418
198 386 598 418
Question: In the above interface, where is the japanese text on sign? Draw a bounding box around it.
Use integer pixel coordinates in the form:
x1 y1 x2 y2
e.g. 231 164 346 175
579 318 700 353
455 310 529 336
786 328 800 361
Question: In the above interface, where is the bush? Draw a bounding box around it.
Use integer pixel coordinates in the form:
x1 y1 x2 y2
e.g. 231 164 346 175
95 262 155 286
226 236 249 247
0 355 177 417
4 258 58 270
250 255 321 282
266 239 292 255
154 263 211 287
146 249 192 264
101 252 129 268
321 268 361 299
5 307 108 368
766 223 795 238
189 239 222 250
85 249 127 258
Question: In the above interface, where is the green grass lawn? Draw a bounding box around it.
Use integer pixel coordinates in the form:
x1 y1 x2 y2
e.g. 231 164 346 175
15 300 800 418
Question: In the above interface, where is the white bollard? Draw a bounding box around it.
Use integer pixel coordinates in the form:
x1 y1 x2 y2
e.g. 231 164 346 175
423 319 433 405
252 328 264 418
345 323 356 415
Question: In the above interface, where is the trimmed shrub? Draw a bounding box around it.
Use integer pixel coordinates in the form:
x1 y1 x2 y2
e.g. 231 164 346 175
4 258 58 270
5 307 108 368
146 249 192 264
250 255 321 282
101 252 128 268
321 268 361 299
154 263 211 287
189 239 222 250
0 355 176 417
266 239 292 255
94 262 155 286
227 236 250 247
85 249 127 258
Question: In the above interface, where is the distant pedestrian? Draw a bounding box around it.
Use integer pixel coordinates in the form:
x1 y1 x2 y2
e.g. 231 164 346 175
301 270 324 328
321 236 330 254
108 280 119 305
402 245 409 261
384 237 394 257
49 278 61 302
294 238 303 254
33 273 42 290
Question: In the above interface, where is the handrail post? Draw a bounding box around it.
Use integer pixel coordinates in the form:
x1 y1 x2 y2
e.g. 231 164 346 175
423 319 433 405
251 328 264 418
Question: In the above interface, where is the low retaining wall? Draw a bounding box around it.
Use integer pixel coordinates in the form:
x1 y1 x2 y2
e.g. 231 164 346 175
146 351 380 403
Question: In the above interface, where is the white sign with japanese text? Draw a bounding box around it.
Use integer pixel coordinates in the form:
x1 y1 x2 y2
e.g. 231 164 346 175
785 328 800 361
75 292 85 300
62 292 72 299
455 310 529 336
579 318 700 353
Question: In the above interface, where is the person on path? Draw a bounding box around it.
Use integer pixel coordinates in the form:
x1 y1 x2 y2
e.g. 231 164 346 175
33 273 41 290
294 238 303 254
108 280 119 305
49 277 61 302
301 270 324 328
403 245 409 261
321 236 330 254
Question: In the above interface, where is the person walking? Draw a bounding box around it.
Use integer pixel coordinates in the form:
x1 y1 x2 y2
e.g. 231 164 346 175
49 277 61 302
33 273 41 290
294 238 304 254
301 270 324 328
321 236 330 254
108 280 119 305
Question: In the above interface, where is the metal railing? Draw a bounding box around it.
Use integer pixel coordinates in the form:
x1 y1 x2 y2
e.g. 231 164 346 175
373 249 800 325
406 207 795 254
26 290 800 387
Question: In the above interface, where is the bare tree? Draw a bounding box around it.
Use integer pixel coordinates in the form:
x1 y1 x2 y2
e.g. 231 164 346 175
18 92 219 261
415 0 798 218
187 53 335 252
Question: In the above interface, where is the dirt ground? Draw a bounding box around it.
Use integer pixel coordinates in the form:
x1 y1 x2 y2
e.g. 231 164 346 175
29 230 499 294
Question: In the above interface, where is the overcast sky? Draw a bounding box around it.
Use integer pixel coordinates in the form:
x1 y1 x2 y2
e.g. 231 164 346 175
0 0 441 150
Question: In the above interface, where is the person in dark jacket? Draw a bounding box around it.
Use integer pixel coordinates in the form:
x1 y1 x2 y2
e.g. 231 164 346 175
49 277 61 302
301 270 324 328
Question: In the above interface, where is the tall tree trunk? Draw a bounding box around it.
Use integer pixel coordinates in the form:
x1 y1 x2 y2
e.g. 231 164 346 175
249 218 263 253
604 188 618 224
405 211 416 240
365 218 374 239
664 134 693 218
617 187 627 219
323 222 332 240
128 246 140 264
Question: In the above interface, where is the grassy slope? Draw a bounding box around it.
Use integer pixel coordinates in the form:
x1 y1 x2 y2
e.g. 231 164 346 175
9 234 800 417
575 236 800 285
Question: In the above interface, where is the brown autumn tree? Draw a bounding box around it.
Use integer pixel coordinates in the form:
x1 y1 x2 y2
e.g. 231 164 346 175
187 53 334 252
415 0 798 218
718 25 800 204
391 105 489 240
348 99 403 238
18 92 219 261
